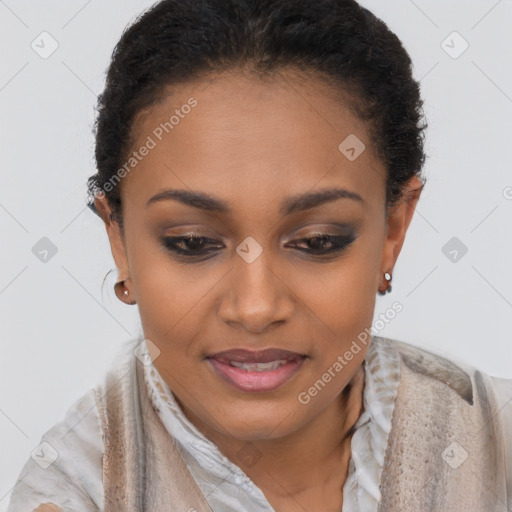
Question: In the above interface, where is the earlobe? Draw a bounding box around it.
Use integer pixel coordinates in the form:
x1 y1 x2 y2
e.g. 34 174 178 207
114 277 137 305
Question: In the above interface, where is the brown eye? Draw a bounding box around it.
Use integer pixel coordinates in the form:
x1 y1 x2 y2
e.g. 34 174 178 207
289 233 355 256
161 235 224 257
160 232 356 261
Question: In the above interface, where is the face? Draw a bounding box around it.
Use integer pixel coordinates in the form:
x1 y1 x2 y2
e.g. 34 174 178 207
97 68 420 443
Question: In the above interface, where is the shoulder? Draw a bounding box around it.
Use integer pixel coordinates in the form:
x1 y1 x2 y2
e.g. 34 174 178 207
8 338 145 511
7 387 104 511
373 335 512 509
376 335 512 386
374 336 476 404
386 335 512 413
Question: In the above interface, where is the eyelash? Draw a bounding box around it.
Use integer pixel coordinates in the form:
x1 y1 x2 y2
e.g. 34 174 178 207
160 232 356 259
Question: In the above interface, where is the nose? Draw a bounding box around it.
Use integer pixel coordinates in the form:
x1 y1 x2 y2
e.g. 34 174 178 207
218 249 294 334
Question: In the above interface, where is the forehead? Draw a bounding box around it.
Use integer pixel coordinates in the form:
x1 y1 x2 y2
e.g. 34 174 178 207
122 69 386 217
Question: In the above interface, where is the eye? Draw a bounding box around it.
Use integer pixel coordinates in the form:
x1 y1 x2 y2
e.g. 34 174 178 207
160 231 356 260
161 234 224 257
287 233 356 256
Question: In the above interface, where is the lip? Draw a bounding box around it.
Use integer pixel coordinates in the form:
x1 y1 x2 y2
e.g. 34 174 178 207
207 348 306 363
206 348 307 393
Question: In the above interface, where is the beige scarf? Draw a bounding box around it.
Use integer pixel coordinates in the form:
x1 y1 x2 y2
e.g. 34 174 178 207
88 338 508 511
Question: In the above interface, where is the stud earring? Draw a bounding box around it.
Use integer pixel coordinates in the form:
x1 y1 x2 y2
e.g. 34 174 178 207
114 278 136 305
378 271 392 296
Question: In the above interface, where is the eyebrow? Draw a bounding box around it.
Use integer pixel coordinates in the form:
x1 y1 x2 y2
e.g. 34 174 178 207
146 187 364 216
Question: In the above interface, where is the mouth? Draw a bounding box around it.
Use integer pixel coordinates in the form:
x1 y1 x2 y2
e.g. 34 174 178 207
205 348 307 393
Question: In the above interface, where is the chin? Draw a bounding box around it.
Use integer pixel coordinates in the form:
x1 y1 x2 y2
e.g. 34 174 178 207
207 402 303 441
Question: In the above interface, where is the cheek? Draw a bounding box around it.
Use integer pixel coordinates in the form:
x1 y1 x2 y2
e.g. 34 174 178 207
129 235 223 362
135 267 204 354
126 231 191 343
297 253 379 349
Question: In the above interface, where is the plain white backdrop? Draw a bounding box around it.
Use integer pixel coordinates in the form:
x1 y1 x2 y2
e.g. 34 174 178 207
1 0 511 507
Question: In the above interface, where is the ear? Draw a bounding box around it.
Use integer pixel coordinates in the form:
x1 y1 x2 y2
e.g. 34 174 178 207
94 195 130 280
380 175 424 280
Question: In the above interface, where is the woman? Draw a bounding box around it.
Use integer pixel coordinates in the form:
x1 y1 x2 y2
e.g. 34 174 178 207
7 0 511 510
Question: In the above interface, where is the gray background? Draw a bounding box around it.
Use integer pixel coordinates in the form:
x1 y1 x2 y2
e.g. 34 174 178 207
1 0 511 506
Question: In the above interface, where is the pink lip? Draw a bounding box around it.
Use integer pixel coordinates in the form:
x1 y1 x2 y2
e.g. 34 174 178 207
206 354 307 393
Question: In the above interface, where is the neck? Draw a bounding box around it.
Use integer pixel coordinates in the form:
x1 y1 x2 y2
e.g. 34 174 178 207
183 363 366 505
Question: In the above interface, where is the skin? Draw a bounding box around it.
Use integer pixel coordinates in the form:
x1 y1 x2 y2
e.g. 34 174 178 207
33 505 62 512
95 68 422 511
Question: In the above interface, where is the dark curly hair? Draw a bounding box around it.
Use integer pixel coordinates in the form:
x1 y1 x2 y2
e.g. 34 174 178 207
87 0 427 229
